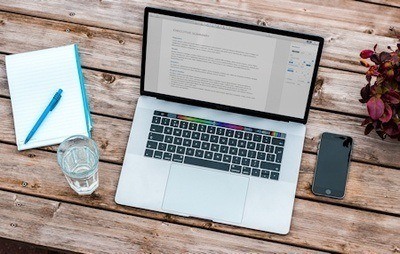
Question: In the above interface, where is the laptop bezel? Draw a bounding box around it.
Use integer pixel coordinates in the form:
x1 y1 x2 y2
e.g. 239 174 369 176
140 7 324 124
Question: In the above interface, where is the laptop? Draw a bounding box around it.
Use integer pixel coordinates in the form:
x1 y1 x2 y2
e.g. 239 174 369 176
116 7 324 234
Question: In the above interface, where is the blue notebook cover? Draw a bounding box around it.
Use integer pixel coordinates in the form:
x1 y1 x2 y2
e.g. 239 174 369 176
74 44 93 136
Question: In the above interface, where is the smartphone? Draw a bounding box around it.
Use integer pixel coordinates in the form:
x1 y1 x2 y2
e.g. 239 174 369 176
312 132 353 199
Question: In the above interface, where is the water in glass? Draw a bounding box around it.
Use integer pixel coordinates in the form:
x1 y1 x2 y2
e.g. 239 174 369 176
57 135 99 195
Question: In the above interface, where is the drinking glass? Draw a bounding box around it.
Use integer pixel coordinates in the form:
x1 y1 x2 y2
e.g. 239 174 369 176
57 135 100 195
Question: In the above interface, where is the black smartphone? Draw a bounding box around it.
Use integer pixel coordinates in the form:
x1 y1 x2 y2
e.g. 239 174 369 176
312 132 353 199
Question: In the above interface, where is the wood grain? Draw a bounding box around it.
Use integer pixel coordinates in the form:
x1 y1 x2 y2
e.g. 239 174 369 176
0 8 399 76
0 0 399 37
0 142 398 253
0 190 321 254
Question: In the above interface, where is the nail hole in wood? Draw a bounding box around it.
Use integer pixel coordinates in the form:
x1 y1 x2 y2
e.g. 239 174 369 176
69 12 75 17
10 223 17 228
21 181 28 187
66 28 70 33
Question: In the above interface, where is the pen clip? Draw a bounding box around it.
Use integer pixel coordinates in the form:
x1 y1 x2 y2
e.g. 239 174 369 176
49 89 63 111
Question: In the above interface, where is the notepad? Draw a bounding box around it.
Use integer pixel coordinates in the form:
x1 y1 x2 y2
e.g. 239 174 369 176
6 44 92 150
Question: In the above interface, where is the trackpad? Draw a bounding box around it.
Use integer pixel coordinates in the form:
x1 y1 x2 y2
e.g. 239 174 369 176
162 164 249 223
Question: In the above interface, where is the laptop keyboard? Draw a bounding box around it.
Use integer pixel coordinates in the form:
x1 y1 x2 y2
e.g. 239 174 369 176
144 110 286 181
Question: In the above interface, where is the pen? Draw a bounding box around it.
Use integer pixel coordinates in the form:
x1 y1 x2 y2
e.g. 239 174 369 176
24 89 63 144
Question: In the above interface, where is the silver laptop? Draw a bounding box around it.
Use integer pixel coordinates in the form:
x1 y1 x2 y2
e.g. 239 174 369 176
116 7 323 235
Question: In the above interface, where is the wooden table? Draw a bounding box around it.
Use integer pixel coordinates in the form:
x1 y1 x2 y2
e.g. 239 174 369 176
0 1 399 253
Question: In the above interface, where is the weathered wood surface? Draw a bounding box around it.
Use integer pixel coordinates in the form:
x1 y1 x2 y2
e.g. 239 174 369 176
1 0 400 252
0 143 399 253
0 6 399 77
362 0 400 8
0 190 323 254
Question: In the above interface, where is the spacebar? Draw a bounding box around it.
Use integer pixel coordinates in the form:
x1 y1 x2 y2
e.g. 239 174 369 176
184 156 230 171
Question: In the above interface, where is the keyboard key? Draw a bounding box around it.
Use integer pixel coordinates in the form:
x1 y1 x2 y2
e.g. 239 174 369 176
229 147 238 155
230 164 242 173
172 154 184 163
146 141 158 149
241 158 250 166
266 153 275 162
164 135 173 143
210 135 219 143
161 118 170 126
173 137 183 145
226 129 234 137
144 149 154 157
191 132 200 140
261 170 270 179
158 143 167 151
173 129 182 136
198 124 207 132
238 148 247 157
184 156 229 171
262 136 271 144
152 116 161 124
260 162 281 171
228 138 238 146
251 168 261 177
150 124 163 133
257 152 266 160
186 148 195 156
219 137 228 145
266 145 274 153
201 142 211 150
275 147 284 163
170 119 179 127
251 159 260 168
192 140 201 148
189 122 197 130
216 127 225 135
232 156 241 164
235 131 243 139
179 121 188 129
167 144 176 153
154 111 163 116
201 133 210 141
242 167 251 175
238 140 246 148
253 134 262 142
223 154 232 163
205 151 213 160
149 132 164 142
182 130 191 138
213 153 222 161
244 132 253 140
183 139 192 147
195 149 204 158
220 145 228 153
177 146 185 154
248 150 256 158
154 151 163 159
163 152 172 161
207 142 217 150
247 142 255 149
256 143 265 151
272 138 285 146
270 172 279 180
207 126 216 134
164 127 173 135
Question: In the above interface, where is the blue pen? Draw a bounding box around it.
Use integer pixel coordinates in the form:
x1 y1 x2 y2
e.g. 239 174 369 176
24 89 63 144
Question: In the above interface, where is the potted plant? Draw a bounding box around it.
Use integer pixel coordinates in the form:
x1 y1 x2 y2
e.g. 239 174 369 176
359 32 400 140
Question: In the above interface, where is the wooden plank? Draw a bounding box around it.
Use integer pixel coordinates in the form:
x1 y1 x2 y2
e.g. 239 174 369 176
0 9 399 77
0 143 398 253
0 190 320 254
1 93 399 169
0 0 399 38
0 54 368 120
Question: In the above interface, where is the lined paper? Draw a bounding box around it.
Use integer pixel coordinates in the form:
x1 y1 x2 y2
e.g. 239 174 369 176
6 45 90 150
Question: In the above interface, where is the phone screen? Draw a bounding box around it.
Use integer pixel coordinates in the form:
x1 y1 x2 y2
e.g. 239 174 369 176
312 132 353 198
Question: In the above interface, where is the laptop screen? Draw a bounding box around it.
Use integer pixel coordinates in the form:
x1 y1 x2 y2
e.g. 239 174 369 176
143 11 322 121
